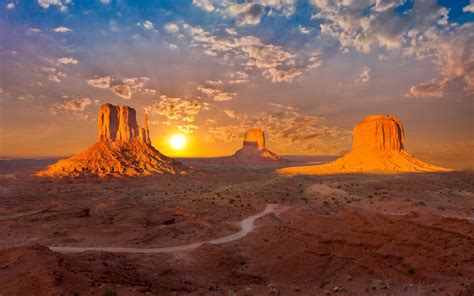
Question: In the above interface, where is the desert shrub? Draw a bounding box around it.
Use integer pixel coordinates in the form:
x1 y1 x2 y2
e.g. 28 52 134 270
102 288 117 296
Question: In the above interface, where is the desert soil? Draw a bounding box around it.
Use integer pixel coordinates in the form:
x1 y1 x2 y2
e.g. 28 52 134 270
0 158 473 295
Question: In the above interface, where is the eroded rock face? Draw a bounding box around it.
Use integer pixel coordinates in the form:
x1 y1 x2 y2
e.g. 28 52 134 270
37 103 187 177
278 115 452 174
243 128 266 150
98 104 149 144
352 115 404 152
232 128 283 163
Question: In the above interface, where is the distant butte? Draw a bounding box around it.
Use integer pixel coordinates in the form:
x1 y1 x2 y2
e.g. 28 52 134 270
37 103 189 177
231 128 284 163
278 115 452 174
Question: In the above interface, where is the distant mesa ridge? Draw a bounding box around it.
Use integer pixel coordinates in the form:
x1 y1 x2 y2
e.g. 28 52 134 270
278 115 452 174
36 103 189 177
232 128 284 163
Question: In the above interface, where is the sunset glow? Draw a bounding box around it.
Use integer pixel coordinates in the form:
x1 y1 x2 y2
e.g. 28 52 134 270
0 1 472 169
169 134 186 150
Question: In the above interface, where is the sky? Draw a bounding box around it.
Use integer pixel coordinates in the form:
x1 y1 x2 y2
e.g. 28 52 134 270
0 0 473 169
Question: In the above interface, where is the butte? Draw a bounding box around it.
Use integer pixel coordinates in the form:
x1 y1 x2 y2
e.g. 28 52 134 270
229 128 284 164
37 103 189 177
278 115 452 174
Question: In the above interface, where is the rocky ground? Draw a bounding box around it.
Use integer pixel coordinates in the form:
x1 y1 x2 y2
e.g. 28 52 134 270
0 158 473 295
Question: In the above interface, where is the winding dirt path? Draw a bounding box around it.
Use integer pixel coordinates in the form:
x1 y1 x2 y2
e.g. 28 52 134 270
49 204 285 254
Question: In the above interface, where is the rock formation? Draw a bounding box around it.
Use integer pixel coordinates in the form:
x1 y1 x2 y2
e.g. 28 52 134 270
231 128 284 163
37 104 188 177
278 115 452 174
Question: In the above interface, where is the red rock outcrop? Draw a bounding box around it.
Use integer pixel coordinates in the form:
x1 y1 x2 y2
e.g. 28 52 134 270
37 103 188 177
278 115 452 174
232 128 284 163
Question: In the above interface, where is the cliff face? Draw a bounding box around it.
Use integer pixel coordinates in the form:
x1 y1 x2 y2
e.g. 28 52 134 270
278 115 452 174
243 128 266 150
98 104 150 144
37 103 187 177
232 128 283 163
352 115 404 152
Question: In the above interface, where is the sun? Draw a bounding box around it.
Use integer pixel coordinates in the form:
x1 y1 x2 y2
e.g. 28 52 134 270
169 134 186 150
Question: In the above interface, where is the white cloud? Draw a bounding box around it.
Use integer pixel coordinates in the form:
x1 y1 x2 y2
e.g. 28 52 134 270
224 109 237 118
145 95 210 122
179 23 318 83
86 76 151 99
177 124 199 134
53 26 72 33
28 28 41 34
225 2 264 26
57 57 78 65
87 76 112 89
298 25 310 34
37 0 71 12
192 0 215 12
48 75 61 83
5 2 15 9
463 1 474 13
143 20 154 30
228 71 249 84
192 0 297 22
164 23 179 33
356 67 371 83
407 24 473 98
99 0 111 4
197 85 236 101
56 97 92 112
111 85 132 99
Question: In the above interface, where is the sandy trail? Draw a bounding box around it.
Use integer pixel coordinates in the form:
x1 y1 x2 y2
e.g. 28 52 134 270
49 204 285 254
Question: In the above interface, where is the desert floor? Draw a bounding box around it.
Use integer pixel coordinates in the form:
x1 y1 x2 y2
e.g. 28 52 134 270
0 158 473 295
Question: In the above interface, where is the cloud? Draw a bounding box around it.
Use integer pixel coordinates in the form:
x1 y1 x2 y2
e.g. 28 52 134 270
99 0 111 4
225 2 264 26
48 75 61 83
5 2 15 9
207 104 350 155
52 97 92 119
311 0 448 53
86 76 153 99
197 85 236 101
356 67 371 83
298 25 310 34
57 57 78 65
192 0 215 12
224 109 237 118
111 85 132 99
145 95 210 123
192 0 297 22
228 71 249 84
407 24 473 98
164 23 179 33
177 124 199 134
86 76 112 89
463 1 474 13
28 28 41 34
53 26 72 33
143 20 154 30
178 23 320 83
37 0 71 12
